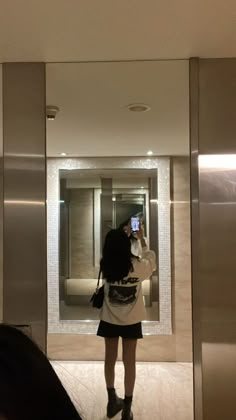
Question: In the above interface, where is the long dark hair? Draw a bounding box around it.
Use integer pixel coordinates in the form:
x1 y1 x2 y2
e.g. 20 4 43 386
0 324 81 420
100 229 134 282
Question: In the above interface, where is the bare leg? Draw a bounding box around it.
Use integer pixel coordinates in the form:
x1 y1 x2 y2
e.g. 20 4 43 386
104 337 123 418
122 338 137 396
104 337 119 388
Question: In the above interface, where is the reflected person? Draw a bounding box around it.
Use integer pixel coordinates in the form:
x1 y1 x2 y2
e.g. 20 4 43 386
97 228 156 420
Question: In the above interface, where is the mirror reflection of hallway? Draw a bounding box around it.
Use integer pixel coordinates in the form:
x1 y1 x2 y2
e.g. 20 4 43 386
46 60 192 420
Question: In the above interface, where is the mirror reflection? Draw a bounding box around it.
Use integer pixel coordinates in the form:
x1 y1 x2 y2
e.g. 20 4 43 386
59 168 159 321
46 60 189 334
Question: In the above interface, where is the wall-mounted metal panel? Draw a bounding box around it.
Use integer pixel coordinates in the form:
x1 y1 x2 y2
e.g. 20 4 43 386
190 58 236 420
2 63 47 351
198 58 236 154
190 58 203 420
0 65 3 322
199 155 236 420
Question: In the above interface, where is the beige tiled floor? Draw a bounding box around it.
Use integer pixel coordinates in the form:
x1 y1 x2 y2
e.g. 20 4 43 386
53 361 193 420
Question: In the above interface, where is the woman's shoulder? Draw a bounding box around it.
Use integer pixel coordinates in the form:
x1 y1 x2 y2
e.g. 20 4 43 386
132 249 156 261
132 249 156 277
131 255 147 271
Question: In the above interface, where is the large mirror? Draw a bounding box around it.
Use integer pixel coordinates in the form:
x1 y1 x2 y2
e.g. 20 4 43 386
46 60 189 335
59 167 158 321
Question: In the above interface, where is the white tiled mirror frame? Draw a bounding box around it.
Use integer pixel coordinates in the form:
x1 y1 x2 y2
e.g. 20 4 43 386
47 157 172 335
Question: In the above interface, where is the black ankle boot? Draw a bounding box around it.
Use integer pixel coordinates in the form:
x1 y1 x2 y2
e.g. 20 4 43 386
121 396 133 420
107 388 124 418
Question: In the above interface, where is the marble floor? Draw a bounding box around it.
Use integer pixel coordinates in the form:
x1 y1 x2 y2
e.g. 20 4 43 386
53 361 193 420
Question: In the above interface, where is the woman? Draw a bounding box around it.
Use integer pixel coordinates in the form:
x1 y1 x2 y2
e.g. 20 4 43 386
97 228 156 420
0 324 82 420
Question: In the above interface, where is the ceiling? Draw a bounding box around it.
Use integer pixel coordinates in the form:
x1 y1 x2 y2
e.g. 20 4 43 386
46 61 189 156
0 0 236 62
60 168 156 190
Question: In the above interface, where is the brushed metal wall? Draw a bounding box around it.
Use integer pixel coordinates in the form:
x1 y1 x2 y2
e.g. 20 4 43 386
190 58 236 420
2 63 47 351
0 65 3 322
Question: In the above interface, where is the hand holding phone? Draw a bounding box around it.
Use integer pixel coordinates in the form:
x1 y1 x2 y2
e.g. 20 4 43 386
131 216 139 232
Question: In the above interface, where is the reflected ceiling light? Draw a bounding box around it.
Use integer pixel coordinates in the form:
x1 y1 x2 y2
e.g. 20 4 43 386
127 103 151 113
140 186 144 189
199 154 236 170
60 152 67 157
147 150 153 156
5 200 44 206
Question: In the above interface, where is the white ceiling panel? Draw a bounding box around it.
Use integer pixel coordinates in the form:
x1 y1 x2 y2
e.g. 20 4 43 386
0 0 235 62
46 61 189 157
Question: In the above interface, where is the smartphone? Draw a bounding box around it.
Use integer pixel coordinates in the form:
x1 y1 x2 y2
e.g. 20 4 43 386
131 216 139 232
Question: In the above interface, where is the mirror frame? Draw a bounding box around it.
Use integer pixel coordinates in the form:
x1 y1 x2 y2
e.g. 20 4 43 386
47 156 172 335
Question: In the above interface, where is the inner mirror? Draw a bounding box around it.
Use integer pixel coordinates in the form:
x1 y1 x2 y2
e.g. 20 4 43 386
59 168 159 321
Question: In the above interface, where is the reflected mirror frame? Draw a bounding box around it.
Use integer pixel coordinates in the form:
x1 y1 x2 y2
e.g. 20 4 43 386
47 157 172 335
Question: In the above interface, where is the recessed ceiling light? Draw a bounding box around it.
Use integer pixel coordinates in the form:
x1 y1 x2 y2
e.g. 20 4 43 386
147 150 153 156
127 103 151 113
60 152 67 157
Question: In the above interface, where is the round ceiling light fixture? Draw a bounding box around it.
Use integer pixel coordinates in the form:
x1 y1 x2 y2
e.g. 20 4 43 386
127 103 151 113
147 150 153 156
60 152 67 157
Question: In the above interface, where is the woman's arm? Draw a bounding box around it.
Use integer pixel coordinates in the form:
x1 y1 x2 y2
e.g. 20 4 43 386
133 226 157 280
136 226 147 250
